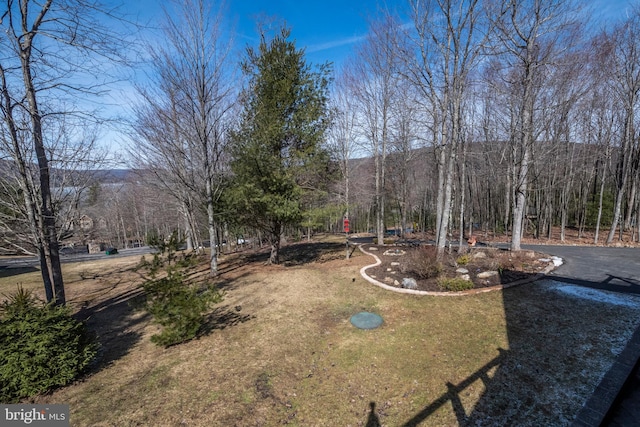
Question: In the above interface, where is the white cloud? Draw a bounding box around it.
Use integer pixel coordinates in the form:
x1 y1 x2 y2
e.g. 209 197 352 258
306 34 367 53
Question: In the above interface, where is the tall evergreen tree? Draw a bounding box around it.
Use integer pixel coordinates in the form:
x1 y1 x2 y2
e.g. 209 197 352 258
229 27 332 264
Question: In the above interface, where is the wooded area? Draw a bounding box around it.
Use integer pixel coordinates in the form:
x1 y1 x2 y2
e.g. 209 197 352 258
1 0 640 303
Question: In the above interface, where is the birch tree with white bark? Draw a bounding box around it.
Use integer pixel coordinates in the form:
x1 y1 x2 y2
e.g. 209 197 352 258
402 0 486 255
490 0 581 251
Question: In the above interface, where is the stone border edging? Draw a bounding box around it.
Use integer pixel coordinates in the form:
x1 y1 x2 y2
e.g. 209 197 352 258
357 244 558 296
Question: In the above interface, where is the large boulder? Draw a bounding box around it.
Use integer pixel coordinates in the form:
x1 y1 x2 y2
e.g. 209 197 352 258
477 270 498 279
402 278 418 290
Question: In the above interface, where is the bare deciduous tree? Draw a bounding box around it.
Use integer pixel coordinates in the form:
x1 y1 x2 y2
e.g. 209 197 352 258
328 70 360 225
0 0 129 304
131 0 235 275
603 11 640 244
490 0 581 251
348 16 402 245
402 0 486 255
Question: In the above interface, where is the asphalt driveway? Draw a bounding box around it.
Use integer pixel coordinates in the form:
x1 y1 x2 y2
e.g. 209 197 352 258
518 244 640 427
521 244 640 295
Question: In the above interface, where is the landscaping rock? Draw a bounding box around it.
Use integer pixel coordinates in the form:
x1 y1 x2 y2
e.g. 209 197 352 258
383 249 406 256
456 268 469 274
472 251 487 259
477 270 498 279
460 274 471 281
401 278 418 289
391 262 400 266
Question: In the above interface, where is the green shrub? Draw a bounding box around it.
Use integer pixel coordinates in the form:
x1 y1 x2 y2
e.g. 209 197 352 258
175 252 201 269
143 271 222 347
456 254 471 266
0 286 97 402
438 277 474 292
402 246 443 279
142 230 222 347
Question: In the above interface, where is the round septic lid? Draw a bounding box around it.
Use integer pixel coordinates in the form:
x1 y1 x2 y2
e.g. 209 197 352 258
350 312 383 329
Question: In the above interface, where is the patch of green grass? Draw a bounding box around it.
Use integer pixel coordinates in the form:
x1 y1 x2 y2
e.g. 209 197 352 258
241 390 254 404
207 390 222 402
141 360 180 392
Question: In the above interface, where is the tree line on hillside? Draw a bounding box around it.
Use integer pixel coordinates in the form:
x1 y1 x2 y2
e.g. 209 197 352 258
1 0 639 305
332 1 640 254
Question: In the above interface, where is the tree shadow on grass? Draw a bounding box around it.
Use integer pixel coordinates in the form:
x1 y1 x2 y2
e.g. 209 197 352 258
74 287 149 371
280 241 347 265
64 251 263 375
201 304 255 333
217 252 264 276
0 266 39 278
220 242 354 273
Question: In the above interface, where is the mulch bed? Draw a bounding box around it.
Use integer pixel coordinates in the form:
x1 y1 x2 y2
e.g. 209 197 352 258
362 244 552 293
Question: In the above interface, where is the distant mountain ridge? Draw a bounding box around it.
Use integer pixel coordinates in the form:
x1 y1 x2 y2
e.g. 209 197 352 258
0 161 138 186
86 169 135 183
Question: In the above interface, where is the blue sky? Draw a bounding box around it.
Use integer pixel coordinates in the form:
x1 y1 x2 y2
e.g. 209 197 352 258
124 0 385 69
105 0 636 156
115 0 638 94
104 0 380 156
228 0 378 67
124 0 636 67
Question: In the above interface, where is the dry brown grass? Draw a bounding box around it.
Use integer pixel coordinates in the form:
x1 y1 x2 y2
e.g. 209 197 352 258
2 237 639 426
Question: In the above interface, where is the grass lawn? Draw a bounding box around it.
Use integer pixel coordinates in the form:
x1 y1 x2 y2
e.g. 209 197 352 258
2 238 639 426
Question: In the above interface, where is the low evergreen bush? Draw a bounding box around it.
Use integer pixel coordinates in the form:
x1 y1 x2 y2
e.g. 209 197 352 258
143 271 222 347
142 230 222 347
438 277 474 292
456 254 471 266
0 287 97 402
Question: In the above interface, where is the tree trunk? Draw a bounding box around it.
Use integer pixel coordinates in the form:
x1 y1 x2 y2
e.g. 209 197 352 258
21 33 66 304
269 223 282 264
607 112 634 244
624 176 637 230
458 142 467 249
206 181 218 275
120 214 128 249
511 138 532 252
